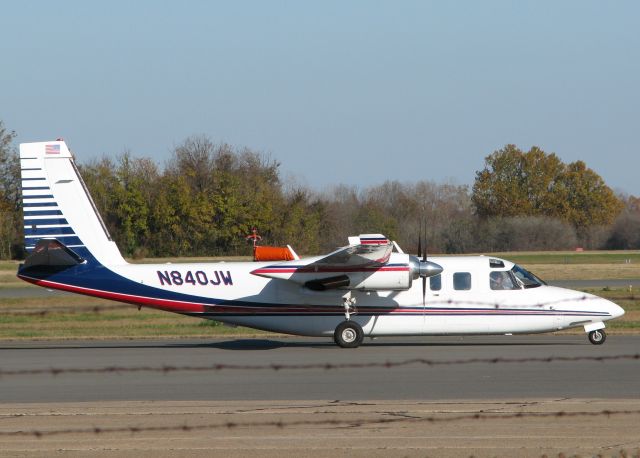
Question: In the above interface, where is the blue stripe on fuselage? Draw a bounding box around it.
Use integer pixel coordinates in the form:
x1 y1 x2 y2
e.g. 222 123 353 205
17 258 612 319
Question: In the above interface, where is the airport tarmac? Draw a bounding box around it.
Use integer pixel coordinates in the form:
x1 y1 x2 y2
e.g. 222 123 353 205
1 336 639 457
1 335 639 402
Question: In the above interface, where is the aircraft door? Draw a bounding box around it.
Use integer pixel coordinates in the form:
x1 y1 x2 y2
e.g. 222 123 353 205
424 273 443 332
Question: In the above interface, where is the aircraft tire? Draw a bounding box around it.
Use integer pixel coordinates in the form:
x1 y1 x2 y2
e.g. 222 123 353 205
334 321 364 348
588 329 606 345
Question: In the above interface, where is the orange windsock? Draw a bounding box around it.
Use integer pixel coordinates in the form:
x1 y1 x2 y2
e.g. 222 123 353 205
254 246 296 262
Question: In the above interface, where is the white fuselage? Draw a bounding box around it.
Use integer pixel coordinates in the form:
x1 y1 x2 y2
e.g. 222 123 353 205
16 140 625 344
91 254 624 338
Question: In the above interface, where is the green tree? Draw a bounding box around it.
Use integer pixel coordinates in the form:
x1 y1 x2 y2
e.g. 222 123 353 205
607 195 640 249
273 187 324 254
557 160 623 228
0 122 21 259
472 145 565 218
472 145 623 236
113 153 153 256
155 136 295 256
81 154 155 257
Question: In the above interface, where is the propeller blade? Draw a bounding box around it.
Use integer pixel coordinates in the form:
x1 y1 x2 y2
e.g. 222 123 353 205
422 221 427 262
417 221 422 258
422 276 427 306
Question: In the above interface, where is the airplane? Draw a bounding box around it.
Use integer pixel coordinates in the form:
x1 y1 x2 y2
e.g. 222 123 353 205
16 140 625 348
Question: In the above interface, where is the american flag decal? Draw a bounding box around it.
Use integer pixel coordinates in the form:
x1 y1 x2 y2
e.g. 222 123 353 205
45 144 60 155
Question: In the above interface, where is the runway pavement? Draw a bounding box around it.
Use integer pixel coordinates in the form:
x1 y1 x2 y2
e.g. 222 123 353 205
1 335 639 403
2 336 640 457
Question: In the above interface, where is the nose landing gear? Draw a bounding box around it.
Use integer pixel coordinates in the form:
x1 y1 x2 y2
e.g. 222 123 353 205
588 329 606 345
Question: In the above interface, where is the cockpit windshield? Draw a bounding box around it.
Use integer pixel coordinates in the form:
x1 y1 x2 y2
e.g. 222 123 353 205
510 264 546 288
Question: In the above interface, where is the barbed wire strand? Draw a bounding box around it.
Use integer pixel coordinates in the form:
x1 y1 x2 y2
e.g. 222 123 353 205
1 353 638 378
3 304 134 316
2 409 640 438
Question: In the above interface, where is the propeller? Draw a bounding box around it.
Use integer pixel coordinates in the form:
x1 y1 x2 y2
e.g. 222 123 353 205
410 220 443 306
417 221 422 265
421 222 427 305
416 220 426 305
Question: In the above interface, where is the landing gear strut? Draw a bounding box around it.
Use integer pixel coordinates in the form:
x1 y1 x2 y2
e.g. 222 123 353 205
334 292 363 348
342 291 357 320
588 329 606 345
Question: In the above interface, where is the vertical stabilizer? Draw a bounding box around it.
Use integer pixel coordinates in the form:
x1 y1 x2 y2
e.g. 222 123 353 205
20 140 126 266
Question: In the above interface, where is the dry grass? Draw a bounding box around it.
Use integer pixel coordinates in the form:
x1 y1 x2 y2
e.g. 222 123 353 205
0 295 269 340
525 263 640 280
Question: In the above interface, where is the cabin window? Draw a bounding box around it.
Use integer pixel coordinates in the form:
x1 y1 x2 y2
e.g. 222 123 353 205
453 272 471 290
430 274 441 291
490 271 519 290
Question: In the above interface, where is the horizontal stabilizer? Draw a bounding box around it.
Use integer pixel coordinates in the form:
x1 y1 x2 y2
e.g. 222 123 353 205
24 239 85 268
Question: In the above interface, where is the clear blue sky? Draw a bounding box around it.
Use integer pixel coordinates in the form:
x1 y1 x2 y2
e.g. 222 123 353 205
2 1 639 195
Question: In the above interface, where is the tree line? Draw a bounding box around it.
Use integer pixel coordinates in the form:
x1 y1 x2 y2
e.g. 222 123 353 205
0 120 638 260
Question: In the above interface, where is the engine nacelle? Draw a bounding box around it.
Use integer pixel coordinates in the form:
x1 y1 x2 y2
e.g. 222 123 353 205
251 252 441 292
346 269 412 291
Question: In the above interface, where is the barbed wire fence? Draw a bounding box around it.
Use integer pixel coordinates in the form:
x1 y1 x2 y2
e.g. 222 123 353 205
1 353 639 437
1 295 639 438
2 409 640 438
0 353 639 377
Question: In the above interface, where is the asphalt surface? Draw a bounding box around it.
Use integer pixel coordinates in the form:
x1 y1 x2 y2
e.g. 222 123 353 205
1 335 639 403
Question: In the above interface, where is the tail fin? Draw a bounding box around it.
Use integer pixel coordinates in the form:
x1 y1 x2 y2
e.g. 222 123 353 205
20 140 126 266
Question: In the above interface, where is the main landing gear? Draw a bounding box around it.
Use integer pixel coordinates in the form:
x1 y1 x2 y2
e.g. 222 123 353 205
334 321 364 348
334 292 364 348
588 329 606 345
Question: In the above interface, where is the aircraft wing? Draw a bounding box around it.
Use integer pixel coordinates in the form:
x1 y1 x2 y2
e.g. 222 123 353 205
250 234 406 291
312 235 392 267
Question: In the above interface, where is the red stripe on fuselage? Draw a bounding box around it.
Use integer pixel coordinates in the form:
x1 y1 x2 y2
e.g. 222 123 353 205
252 266 409 275
17 275 206 313
14 275 609 318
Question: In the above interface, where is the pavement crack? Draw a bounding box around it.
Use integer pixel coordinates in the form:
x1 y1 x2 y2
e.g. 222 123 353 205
376 410 422 420
231 401 376 414
602 441 640 450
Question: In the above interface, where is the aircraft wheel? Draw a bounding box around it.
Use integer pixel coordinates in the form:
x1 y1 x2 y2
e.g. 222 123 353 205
334 321 364 348
588 329 606 345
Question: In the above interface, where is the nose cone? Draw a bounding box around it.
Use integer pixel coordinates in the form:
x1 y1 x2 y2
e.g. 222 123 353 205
421 261 443 278
610 301 625 319
409 256 443 279
598 297 625 320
